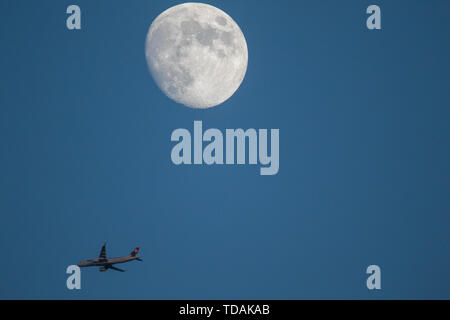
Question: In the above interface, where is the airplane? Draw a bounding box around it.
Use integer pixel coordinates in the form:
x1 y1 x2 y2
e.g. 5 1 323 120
77 243 142 272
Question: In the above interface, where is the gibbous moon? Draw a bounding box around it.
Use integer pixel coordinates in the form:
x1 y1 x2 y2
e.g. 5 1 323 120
145 3 248 109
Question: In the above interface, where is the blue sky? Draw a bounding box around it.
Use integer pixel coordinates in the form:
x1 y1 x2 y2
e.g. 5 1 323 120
0 0 449 299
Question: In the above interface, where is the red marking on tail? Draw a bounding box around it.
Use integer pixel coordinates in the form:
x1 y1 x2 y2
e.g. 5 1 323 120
131 247 140 256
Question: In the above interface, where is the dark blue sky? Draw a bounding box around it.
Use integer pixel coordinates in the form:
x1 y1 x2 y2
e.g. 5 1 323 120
1 0 449 299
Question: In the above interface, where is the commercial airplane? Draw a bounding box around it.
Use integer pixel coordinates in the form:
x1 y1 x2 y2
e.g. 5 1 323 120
77 243 142 272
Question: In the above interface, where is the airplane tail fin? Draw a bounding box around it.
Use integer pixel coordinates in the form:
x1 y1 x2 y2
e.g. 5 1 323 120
130 247 140 257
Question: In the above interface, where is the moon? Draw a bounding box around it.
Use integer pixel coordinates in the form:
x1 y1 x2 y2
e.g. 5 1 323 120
145 3 248 109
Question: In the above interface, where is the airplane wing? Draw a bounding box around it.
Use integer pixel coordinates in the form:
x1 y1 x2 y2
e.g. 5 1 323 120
108 265 126 272
99 242 107 260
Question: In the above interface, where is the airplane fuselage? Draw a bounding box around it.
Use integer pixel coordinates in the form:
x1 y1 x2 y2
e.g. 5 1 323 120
78 255 140 267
